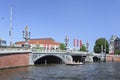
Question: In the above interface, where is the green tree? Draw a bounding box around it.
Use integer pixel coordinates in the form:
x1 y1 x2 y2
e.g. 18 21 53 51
80 44 87 51
59 43 66 50
114 50 120 55
94 38 109 53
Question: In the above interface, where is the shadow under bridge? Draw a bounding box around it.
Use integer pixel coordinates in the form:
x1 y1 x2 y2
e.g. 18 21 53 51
71 54 86 63
34 55 64 64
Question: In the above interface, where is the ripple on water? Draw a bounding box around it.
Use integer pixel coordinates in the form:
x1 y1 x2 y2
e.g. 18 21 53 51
0 63 120 80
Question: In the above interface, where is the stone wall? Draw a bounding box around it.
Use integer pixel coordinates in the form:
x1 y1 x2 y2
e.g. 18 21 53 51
106 55 120 62
0 53 29 69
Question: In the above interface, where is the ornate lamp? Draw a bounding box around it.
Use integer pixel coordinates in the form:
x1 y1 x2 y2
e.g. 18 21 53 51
22 26 31 47
64 35 69 50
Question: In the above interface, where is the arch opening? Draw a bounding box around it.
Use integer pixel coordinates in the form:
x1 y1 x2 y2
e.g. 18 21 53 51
93 56 100 62
72 55 86 63
34 55 63 64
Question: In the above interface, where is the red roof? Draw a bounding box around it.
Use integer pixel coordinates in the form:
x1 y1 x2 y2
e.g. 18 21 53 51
15 38 60 45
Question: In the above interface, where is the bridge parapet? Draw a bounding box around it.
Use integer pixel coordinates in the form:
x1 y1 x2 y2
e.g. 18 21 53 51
32 48 90 54
0 47 31 54
32 49 66 53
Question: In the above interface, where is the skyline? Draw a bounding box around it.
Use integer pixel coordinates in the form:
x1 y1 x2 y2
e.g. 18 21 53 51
0 0 120 51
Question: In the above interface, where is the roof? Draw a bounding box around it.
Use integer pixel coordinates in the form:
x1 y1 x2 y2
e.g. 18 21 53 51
15 38 60 45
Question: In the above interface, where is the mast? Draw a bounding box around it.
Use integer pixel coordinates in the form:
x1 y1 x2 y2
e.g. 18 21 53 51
9 6 13 46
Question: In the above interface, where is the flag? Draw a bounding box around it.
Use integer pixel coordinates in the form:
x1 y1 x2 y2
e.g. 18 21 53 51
73 39 76 47
44 44 46 49
80 40 82 48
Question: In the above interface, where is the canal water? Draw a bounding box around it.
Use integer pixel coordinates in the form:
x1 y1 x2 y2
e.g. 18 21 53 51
0 62 120 80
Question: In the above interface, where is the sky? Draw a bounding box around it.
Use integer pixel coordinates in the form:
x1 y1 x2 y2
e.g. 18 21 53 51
0 0 120 51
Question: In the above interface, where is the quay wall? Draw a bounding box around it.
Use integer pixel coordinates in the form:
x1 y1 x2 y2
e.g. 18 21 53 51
106 55 120 62
0 52 29 69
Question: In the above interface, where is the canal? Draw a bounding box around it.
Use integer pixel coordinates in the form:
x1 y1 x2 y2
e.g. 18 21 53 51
0 62 120 80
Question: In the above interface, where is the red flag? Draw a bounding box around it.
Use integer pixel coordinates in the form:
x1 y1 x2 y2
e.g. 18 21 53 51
73 39 76 47
80 40 82 48
44 44 46 49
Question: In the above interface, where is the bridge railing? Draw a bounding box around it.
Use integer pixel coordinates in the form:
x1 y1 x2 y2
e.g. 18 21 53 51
32 48 90 54
0 47 31 54
32 49 66 53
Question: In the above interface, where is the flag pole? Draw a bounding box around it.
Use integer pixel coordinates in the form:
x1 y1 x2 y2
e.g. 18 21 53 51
9 6 13 46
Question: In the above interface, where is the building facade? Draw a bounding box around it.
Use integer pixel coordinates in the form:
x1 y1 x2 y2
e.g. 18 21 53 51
114 38 120 50
15 38 60 50
0 38 6 46
109 35 120 54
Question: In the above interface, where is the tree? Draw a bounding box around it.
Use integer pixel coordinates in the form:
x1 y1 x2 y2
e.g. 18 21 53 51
114 50 120 55
94 38 109 54
59 43 66 50
80 44 87 51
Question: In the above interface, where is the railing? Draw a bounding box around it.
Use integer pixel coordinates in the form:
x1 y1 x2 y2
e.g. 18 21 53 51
0 47 90 54
32 49 66 53
0 47 31 54
32 48 89 54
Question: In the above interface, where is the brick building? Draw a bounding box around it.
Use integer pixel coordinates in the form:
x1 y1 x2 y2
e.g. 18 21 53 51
15 38 60 50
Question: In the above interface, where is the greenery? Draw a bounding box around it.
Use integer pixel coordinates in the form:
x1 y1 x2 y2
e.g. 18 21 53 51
114 50 120 55
80 44 87 51
94 38 109 53
59 43 66 50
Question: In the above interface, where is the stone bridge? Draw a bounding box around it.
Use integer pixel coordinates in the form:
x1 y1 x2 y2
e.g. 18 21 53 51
1 47 120 69
31 50 100 64
0 47 102 66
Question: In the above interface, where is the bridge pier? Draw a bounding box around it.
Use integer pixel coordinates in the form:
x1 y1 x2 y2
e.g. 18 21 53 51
0 52 31 69
29 52 34 65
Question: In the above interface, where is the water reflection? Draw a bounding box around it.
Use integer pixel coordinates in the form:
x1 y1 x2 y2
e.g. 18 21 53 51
0 62 120 80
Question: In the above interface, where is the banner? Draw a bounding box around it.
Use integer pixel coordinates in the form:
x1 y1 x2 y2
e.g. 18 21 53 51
80 40 82 48
73 39 76 47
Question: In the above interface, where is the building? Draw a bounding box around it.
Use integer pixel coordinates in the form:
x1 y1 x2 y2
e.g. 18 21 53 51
15 38 60 50
0 38 6 46
109 35 120 54
114 37 120 50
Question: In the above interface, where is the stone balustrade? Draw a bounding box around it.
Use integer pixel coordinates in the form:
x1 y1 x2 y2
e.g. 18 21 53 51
0 47 31 54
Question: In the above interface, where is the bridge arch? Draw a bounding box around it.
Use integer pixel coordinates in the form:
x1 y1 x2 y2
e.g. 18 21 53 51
93 56 100 62
34 54 65 64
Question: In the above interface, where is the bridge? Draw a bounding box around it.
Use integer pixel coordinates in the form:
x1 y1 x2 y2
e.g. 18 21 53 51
0 47 113 69
31 49 101 64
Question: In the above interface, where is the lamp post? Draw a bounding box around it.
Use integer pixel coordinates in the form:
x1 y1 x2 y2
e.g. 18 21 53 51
86 41 89 52
22 26 31 47
104 38 106 62
64 35 69 50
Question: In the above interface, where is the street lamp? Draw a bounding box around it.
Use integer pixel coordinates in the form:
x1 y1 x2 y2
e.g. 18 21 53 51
22 26 31 47
86 41 89 52
104 38 106 62
64 35 69 50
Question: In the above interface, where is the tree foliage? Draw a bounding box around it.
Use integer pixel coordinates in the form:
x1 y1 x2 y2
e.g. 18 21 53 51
80 44 87 51
114 50 120 55
59 43 66 50
94 38 109 54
